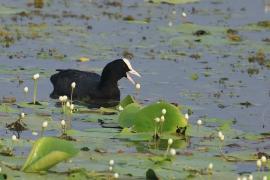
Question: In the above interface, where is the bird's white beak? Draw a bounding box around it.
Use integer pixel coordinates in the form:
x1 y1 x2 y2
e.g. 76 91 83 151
123 58 141 85
126 69 141 85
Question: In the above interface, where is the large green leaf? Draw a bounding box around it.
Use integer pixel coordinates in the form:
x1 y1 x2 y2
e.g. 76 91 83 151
21 137 78 172
118 103 141 128
118 95 137 108
133 102 187 132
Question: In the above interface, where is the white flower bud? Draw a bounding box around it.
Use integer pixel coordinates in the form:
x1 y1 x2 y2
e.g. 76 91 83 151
168 21 173 27
59 96 64 102
154 117 160 123
172 10 176 15
12 135 17 141
109 166 113 171
135 83 141 90
62 95 68 102
219 134 225 141
42 121 48 128
261 156 267 163
263 176 267 180
61 120 66 126
168 138 173 145
197 119 202 126
237 177 241 180
118 105 123 111
32 131 38 136
109 159 114 166
160 115 165 122
162 108 167 115
185 113 189 120
66 101 71 107
21 112 25 118
242 176 247 180
170 148 176 156
70 104 74 110
248 174 253 180
182 12 187 17
218 131 223 138
33 73 40 80
208 163 213 170
257 159 262 168
24 87 28 93
114 173 119 179
71 82 76 89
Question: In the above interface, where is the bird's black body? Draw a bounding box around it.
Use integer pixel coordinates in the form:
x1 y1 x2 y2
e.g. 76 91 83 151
50 59 138 108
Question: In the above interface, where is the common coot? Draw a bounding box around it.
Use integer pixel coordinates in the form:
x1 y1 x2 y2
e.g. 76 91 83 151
50 58 141 107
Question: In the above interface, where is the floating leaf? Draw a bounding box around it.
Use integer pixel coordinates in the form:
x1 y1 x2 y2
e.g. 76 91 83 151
118 95 137 108
22 137 78 172
133 102 187 132
119 103 141 128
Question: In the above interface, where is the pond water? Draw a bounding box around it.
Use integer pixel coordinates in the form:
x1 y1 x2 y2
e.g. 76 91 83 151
0 0 269 179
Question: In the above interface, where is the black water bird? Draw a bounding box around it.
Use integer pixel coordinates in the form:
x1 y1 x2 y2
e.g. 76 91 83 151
50 58 141 107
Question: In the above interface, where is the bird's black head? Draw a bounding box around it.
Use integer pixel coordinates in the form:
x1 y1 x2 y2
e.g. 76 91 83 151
99 58 141 87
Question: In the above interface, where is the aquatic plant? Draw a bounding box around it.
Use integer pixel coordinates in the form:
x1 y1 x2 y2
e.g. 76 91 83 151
21 137 78 172
41 121 48 137
70 82 76 103
32 74 39 104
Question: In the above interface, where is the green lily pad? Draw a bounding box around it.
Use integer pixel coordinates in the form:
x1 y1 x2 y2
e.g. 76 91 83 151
133 102 187 132
119 103 141 128
118 95 137 108
21 137 78 172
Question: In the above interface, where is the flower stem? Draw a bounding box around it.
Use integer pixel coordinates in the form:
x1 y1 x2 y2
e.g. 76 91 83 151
33 80 38 104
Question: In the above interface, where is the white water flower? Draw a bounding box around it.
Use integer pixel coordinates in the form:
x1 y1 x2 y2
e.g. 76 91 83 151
118 105 124 111
168 138 173 145
42 121 48 128
114 173 119 179
263 176 267 180
12 135 17 141
160 115 165 122
248 174 253 180
162 108 167 115
237 177 241 180
62 95 68 102
168 21 173 27
109 166 113 171
155 117 160 123
197 119 202 126
170 148 176 156
219 134 225 141
66 101 71 107
135 83 141 90
261 156 267 163
185 113 189 120
24 87 29 93
109 159 114 166
33 73 40 80
61 120 66 126
257 159 262 168
70 104 74 111
32 131 38 136
208 163 213 170
20 112 25 118
71 82 76 89
182 12 187 17
218 131 223 137
59 96 64 102
242 176 247 180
